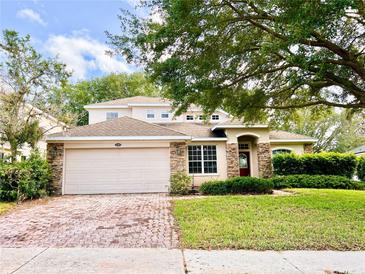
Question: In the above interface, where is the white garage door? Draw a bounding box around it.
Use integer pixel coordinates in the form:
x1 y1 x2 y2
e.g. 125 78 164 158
64 148 170 194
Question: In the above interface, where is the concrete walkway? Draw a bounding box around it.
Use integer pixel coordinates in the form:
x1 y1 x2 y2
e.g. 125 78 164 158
1 248 364 274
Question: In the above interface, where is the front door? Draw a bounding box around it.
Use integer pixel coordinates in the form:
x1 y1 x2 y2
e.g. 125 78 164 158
239 152 250 176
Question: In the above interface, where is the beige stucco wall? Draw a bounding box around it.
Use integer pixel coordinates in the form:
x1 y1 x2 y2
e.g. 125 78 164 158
186 141 228 186
88 108 132 124
225 128 270 144
87 106 230 124
270 143 305 154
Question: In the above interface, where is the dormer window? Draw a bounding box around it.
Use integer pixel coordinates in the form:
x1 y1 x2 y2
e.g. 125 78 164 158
106 112 118 120
186 115 194 121
161 111 169 119
211 114 220 121
146 110 155 119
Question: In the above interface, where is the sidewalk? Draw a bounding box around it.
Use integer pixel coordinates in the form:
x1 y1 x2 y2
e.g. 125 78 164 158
1 248 364 274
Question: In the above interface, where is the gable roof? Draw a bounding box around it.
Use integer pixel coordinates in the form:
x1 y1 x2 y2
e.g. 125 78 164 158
157 122 226 139
85 96 170 108
269 130 316 143
351 144 365 154
47 116 189 141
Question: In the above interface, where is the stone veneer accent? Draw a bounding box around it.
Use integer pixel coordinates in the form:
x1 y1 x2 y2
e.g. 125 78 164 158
47 143 64 195
304 144 314 153
226 143 240 177
170 142 186 175
257 143 273 178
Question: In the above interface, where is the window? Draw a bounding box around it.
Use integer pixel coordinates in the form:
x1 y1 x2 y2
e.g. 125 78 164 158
161 111 169 119
146 110 155 119
0 152 4 160
21 156 27 161
211 114 220 121
188 145 217 174
106 112 118 120
272 148 292 155
198 115 204 120
186 115 194 121
239 143 250 150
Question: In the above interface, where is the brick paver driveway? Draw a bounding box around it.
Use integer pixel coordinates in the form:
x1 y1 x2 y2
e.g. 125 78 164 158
0 194 179 248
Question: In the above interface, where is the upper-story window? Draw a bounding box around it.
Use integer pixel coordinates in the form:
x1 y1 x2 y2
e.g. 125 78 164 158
146 110 155 119
186 115 194 121
106 112 118 120
161 111 169 119
198 115 204 120
211 114 220 121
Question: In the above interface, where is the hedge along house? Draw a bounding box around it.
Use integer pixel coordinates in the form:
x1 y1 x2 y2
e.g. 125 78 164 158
46 96 317 195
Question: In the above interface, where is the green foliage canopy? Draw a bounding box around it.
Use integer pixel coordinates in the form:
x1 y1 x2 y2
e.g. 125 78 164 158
108 0 365 121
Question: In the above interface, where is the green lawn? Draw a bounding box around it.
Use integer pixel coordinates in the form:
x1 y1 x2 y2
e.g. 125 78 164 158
173 189 365 250
0 202 14 215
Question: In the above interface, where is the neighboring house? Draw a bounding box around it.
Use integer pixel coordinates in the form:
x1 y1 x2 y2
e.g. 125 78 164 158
0 104 66 160
46 96 316 195
350 145 365 156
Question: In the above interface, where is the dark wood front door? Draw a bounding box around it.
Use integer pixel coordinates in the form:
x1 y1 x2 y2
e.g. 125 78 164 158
239 152 250 176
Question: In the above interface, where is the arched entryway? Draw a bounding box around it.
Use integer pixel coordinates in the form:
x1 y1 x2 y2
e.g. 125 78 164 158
237 134 259 177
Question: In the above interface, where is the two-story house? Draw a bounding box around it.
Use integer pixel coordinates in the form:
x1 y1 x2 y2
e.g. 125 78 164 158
46 96 316 195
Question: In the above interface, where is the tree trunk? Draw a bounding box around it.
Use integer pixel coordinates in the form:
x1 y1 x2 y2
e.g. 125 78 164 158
9 141 18 163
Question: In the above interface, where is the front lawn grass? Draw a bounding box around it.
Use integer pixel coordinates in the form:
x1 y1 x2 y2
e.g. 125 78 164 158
0 202 14 215
173 189 365 250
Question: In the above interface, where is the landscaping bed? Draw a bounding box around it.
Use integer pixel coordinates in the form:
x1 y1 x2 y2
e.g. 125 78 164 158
173 189 365 250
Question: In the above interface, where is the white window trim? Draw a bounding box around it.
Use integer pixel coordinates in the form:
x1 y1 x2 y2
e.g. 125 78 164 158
146 110 155 119
211 114 220 121
106 112 118 120
161 111 170 119
188 145 217 175
186 115 194 121
272 147 293 155
238 142 250 151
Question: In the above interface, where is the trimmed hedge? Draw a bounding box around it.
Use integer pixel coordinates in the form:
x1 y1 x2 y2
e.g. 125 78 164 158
200 177 273 195
357 156 365 182
270 175 365 190
272 152 357 178
0 152 50 201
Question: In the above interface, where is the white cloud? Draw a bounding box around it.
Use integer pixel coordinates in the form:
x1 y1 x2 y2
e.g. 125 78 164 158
44 32 131 80
16 8 46 26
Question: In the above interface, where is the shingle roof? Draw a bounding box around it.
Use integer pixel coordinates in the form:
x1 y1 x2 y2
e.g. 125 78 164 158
48 116 187 138
351 145 365 154
85 96 171 107
269 130 315 141
157 123 226 138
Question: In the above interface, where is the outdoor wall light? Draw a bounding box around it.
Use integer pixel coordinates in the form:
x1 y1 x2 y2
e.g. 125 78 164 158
176 146 182 156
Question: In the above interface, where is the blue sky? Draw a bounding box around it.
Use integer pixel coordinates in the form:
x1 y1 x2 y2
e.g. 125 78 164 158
0 0 142 81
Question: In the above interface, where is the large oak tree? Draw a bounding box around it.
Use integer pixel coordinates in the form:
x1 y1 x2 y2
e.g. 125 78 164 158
108 0 365 121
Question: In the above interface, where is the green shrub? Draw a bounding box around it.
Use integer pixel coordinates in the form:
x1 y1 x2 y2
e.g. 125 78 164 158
357 156 365 182
200 177 273 195
270 175 365 190
0 151 50 201
169 172 192 195
273 152 357 178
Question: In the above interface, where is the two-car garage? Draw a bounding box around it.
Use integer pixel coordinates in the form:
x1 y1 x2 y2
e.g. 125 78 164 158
46 116 189 195
63 148 170 194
